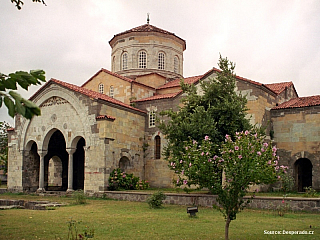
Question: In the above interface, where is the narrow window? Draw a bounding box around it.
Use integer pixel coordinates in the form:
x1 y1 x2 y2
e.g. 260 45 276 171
174 56 179 73
110 85 114 98
138 51 147 69
155 136 161 159
122 52 128 70
149 110 156 128
98 83 104 94
158 52 165 70
112 56 115 72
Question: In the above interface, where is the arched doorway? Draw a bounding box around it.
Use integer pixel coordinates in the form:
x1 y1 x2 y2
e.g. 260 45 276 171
45 130 68 191
294 158 313 192
48 156 63 189
73 137 85 190
23 141 40 192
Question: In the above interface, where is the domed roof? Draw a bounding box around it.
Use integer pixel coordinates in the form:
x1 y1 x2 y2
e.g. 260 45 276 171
109 23 186 50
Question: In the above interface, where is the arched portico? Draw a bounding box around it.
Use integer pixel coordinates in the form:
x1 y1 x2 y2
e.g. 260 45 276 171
22 141 40 192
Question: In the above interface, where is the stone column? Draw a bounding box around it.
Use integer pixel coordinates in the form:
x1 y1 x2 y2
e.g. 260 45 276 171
37 150 47 193
67 148 76 192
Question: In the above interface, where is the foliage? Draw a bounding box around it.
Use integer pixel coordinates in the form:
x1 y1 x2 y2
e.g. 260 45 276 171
108 168 141 191
178 131 287 240
135 179 149 190
64 218 94 240
276 199 291 217
159 55 251 189
303 186 317 197
146 191 166 208
11 0 46 10
280 172 295 193
0 121 11 174
0 70 46 119
72 190 87 205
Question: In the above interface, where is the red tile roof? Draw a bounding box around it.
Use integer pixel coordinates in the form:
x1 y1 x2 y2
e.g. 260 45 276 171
109 24 186 50
133 91 182 102
157 75 203 90
96 115 116 121
264 82 293 94
32 78 146 114
272 95 320 110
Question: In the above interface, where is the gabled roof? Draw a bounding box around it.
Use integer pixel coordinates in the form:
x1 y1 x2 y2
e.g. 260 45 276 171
81 68 155 90
132 91 182 102
31 78 146 114
157 75 203 90
109 24 186 50
272 95 320 110
264 82 294 94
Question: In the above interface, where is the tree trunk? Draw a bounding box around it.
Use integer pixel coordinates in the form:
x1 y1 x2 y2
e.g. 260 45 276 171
225 216 231 240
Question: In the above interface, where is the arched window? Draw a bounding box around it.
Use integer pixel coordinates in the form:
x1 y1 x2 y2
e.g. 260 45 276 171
174 56 179 73
155 136 161 159
98 83 104 94
149 109 156 128
122 52 128 70
158 52 165 70
109 85 114 98
138 51 147 69
112 56 115 72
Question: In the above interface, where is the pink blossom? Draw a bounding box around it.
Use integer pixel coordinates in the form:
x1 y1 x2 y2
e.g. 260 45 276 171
170 162 174 166
180 160 183 163
219 159 224 162
208 159 212 162
177 179 180 184
201 152 204 156
278 176 281 179
282 200 285 203
235 146 239 151
236 132 240 135
185 146 188 150
122 175 126 178
257 151 261 156
204 135 210 141
181 170 184 175
254 133 258 138
245 130 249 135
272 146 277 152
261 148 265 152
213 155 218 160
189 162 192 167
238 155 242 159
263 142 268 147
267 160 271 165
183 180 188 185
206 152 209 155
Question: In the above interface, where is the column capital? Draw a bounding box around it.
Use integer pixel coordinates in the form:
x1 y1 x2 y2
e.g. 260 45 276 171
38 150 47 158
66 148 76 155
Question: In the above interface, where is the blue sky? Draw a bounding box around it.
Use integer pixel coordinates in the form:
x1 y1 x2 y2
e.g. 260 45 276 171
1 0 320 125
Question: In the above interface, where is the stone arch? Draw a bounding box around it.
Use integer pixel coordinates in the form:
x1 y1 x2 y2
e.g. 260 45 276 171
22 140 40 192
71 136 86 190
294 158 313 192
48 156 63 188
44 129 68 191
119 156 130 172
19 85 93 152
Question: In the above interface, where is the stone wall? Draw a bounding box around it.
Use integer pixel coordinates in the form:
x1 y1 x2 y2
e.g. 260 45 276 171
96 191 320 212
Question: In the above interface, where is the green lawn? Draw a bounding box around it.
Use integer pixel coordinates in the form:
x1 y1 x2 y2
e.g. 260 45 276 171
0 193 319 239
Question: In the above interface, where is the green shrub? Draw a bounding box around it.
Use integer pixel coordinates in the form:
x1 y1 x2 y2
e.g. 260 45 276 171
146 191 166 208
73 190 87 205
303 186 317 197
108 168 144 191
136 180 149 190
280 173 295 193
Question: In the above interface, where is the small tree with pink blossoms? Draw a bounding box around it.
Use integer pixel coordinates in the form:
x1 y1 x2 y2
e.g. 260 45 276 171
176 130 287 240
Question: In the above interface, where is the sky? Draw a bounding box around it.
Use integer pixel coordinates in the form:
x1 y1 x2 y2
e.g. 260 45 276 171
1 0 320 125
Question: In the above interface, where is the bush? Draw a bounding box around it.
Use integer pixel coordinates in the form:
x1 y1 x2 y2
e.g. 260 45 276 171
108 168 141 191
72 190 87 205
136 180 149 190
304 186 317 197
280 173 295 193
146 191 166 208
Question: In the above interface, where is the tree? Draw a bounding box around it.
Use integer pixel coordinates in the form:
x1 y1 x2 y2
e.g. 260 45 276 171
0 70 46 119
11 0 46 10
0 121 11 175
158 55 251 189
180 131 287 240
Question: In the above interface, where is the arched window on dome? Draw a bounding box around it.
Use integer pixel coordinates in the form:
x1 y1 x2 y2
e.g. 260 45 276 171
98 83 104 94
158 52 165 70
138 51 147 69
174 56 179 73
109 85 114 98
155 135 161 159
122 52 128 70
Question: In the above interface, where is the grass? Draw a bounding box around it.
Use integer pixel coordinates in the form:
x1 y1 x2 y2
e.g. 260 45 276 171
0 193 319 239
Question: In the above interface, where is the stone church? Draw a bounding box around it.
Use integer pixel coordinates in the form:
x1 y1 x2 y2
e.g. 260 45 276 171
7 21 320 193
